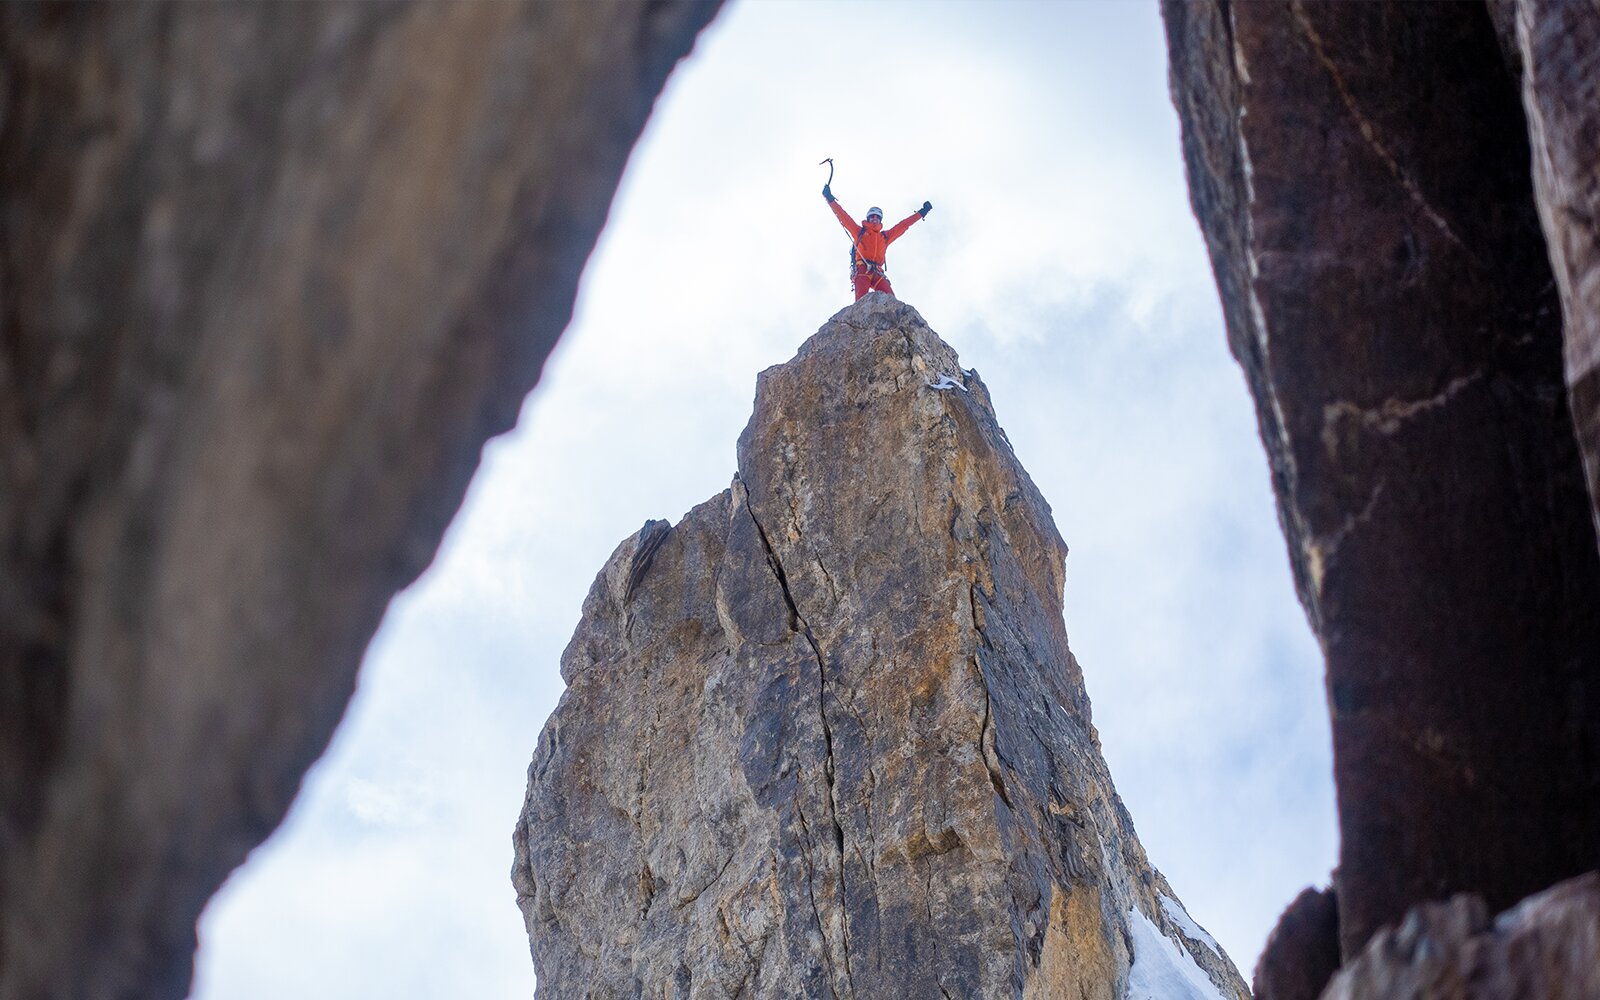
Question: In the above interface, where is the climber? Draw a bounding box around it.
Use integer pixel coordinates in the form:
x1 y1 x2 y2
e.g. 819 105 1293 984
822 183 931 301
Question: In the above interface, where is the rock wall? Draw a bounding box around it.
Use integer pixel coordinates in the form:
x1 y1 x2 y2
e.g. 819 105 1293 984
1162 0 1600 995
1518 0 1600 538
0 4 720 998
1325 873 1600 1000
514 297 1250 1000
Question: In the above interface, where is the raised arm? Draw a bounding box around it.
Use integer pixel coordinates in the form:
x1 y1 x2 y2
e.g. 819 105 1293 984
884 201 932 245
827 195 860 240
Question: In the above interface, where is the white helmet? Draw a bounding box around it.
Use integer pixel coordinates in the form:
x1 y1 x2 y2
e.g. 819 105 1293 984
866 206 883 222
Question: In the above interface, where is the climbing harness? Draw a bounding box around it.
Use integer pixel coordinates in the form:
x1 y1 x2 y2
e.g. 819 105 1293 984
851 238 888 277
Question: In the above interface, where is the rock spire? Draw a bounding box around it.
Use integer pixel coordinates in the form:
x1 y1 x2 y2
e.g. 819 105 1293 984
513 295 1248 1000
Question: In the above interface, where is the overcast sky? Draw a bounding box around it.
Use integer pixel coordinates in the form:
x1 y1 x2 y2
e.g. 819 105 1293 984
191 2 1336 996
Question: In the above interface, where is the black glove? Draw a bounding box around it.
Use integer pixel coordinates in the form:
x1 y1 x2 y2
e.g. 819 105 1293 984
918 200 932 218
823 184 835 203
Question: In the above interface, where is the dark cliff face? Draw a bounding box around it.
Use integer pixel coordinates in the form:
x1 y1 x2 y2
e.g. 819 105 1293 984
1162 0 1600 995
514 297 1249 1000
0 4 720 998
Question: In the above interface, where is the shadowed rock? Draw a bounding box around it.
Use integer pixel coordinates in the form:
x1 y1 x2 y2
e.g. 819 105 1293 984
625 519 674 601
0 3 720 997
1252 886 1339 1000
1163 0 1600 961
513 296 1249 1000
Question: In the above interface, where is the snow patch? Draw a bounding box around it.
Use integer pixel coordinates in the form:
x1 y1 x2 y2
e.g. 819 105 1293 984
1127 907 1228 1000
1159 894 1221 958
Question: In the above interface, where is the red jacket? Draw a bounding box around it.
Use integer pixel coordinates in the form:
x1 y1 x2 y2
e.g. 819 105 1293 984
829 200 922 272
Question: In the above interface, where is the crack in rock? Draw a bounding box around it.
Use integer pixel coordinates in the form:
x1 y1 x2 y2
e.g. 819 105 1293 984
1304 479 1387 598
1290 0 1478 264
738 481 857 997
1321 371 1486 452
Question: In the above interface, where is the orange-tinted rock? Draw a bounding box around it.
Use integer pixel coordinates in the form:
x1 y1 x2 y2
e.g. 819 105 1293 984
513 298 1249 1000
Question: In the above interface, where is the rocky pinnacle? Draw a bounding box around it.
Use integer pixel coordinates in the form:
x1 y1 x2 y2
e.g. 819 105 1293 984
512 295 1248 1000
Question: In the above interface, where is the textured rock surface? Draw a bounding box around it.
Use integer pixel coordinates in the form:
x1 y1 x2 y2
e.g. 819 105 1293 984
1162 0 1600 960
1517 0 1600 537
0 3 719 998
1252 887 1339 1000
1323 873 1600 1000
514 297 1249 1000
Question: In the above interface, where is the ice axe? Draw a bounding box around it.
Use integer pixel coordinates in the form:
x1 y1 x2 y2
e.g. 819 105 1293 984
819 157 863 274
